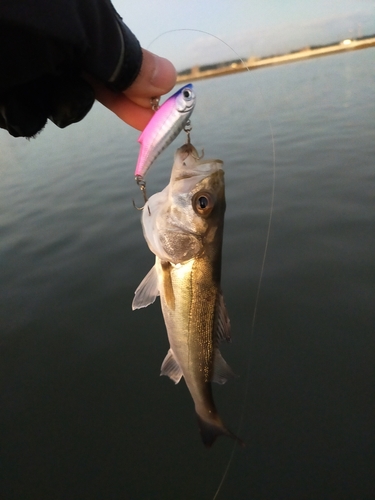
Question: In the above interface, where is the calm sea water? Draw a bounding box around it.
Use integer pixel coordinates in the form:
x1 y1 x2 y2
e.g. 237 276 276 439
0 49 374 499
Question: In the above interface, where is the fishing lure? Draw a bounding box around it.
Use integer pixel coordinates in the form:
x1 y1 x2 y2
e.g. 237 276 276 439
134 83 196 203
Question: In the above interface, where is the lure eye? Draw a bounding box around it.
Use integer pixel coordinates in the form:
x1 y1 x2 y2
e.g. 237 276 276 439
192 192 214 216
183 88 193 100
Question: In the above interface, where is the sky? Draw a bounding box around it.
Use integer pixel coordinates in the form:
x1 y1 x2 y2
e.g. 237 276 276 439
112 0 375 70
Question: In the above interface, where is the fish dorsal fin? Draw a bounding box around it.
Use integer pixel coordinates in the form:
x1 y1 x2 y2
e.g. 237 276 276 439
160 349 183 384
132 265 160 310
212 348 236 385
214 292 231 343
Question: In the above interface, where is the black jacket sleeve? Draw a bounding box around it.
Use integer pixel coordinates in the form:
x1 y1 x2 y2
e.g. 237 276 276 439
0 0 143 137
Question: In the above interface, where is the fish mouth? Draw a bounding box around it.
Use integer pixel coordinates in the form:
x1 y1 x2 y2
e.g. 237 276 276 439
177 143 198 158
175 143 223 168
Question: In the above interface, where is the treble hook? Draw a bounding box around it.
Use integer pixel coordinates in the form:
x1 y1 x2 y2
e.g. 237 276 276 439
195 148 205 160
133 175 151 215
183 121 204 160
184 120 192 144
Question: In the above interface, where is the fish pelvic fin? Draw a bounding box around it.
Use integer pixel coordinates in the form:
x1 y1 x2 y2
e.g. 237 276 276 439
196 414 245 448
160 349 183 384
132 265 159 310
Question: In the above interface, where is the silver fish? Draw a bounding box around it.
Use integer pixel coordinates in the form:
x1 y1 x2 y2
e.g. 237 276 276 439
132 143 243 447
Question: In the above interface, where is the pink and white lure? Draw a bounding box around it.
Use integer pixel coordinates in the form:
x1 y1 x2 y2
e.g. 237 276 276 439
134 83 196 181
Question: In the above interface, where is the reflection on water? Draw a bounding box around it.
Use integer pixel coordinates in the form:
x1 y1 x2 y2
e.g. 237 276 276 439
0 49 374 499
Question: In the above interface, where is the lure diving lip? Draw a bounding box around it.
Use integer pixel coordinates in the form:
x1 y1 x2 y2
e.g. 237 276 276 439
134 83 196 180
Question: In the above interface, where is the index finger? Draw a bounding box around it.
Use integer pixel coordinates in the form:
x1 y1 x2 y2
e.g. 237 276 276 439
91 81 154 130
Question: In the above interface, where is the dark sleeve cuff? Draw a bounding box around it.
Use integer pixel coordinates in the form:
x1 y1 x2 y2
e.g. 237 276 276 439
105 19 143 92
79 3 144 93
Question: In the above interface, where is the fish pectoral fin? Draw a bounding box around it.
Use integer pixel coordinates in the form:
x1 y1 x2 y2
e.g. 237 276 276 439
160 349 183 384
214 292 231 343
132 265 160 310
212 348 237 385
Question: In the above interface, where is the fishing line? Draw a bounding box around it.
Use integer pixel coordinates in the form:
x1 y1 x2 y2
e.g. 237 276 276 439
148 29 276 500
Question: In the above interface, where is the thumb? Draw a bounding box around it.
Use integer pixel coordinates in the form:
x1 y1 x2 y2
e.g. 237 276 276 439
89 49 177 131
124 49 177 108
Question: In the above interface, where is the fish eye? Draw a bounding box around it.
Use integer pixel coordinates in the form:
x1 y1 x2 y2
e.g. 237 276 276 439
192 191 214 216
198 196 209 209
183 89 192 99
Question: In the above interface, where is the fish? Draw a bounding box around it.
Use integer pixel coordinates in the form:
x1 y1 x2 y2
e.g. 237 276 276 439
134 84 196 181
132 143 243 447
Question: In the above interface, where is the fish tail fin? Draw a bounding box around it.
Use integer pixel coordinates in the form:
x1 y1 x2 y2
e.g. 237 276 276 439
196 414 245 448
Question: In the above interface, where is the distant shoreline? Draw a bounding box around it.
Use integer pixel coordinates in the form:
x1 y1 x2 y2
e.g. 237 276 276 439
176 37 375 83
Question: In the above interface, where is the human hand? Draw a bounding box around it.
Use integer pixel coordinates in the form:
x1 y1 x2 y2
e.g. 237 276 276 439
88 49 177 131
0 48 176 138
0 0 177 139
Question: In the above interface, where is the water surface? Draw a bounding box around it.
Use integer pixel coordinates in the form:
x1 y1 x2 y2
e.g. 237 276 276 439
0 49 374 499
